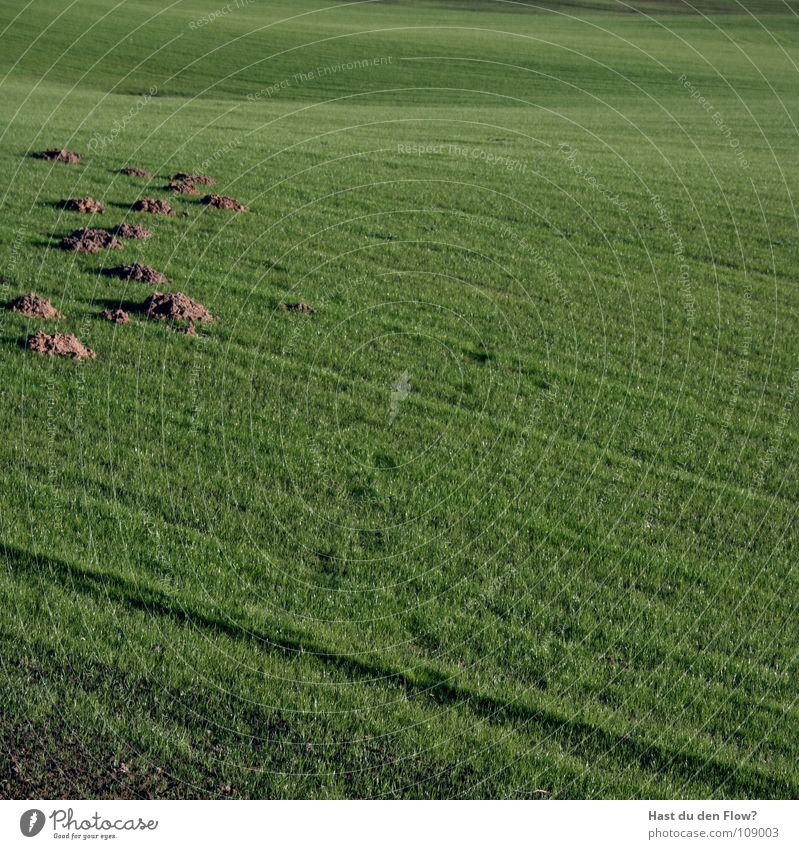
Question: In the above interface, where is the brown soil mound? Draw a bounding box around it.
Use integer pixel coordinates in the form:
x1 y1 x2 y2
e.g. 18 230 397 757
173 172 214 185
24 331 95 360
201 194 248 212
38 148 80 164
103 263 168 284
165 181 198 195
58 197 104 214
281 301 315 314
131 198 175 216
59 228 124 253
142 291 215 322
110 223 152 240
9 292 64 319
120 166 152 177
100 308 130 324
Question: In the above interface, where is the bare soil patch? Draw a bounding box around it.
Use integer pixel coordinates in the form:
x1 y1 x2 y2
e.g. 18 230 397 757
58 197 104 214
38 148 80 164
120 166 152 177
110 223 152 240
166 181 198 195
59 228 123 253
142 291 215 322
131 198 175 216
173 172 214 185
9 292 64 320
202 194 248 212
24 331 95 360
103 263 168 284
100 308 130 324
281 302 315 314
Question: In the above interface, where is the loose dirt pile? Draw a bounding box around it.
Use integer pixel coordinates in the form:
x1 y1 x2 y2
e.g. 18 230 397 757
18 147 248 364
110 223 152 240
173 172 214 185
281 301 315 314
24 331 95 360
202 194 248 212
103 263 168 284
131 198 175 216
59 228 124 253
38 148 80 164
100 308 130 324
165 181 198 195
58 197 104 214
9 292 64 319
142 291 215 322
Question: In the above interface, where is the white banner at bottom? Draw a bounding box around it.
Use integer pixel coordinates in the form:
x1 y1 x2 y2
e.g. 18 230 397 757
1 799 796 848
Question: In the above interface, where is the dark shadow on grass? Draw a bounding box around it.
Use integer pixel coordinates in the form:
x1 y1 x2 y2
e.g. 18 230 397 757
32 233 68 248
0 632 482 799
3 541 795 798
92 297 145 313
465 347 493 364
0 334 26 350
25 152 82 164
111 169 163 177
373 453 397 470
50 200 107 214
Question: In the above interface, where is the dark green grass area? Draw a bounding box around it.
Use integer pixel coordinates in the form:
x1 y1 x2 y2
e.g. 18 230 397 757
0 0 797 798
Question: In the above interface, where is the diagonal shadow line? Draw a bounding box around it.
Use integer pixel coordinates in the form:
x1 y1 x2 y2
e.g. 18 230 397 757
3 541 795 798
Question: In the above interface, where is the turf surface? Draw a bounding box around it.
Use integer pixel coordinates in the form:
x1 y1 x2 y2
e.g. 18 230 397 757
0 0 797 798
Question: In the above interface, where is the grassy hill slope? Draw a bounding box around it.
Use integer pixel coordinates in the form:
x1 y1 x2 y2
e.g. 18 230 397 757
0 0 797 798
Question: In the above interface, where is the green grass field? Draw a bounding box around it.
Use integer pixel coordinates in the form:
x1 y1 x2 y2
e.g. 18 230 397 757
0 0 797 799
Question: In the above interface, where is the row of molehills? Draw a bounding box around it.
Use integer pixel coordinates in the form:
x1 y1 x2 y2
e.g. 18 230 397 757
14 149 276 359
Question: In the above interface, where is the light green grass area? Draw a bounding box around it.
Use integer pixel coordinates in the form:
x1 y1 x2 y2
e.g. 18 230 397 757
0 0 797 798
